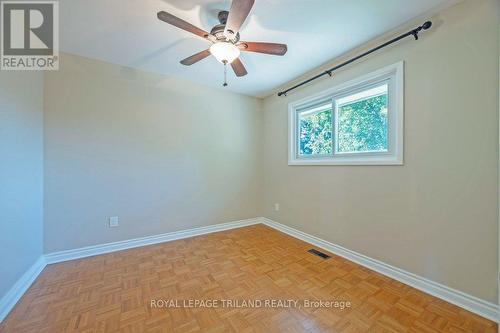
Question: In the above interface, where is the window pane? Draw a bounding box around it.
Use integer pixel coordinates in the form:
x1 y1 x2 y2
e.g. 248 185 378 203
337 84 388 153
298 105 332 156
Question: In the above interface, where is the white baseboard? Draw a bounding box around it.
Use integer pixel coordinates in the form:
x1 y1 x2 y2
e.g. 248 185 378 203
0 257 47 322
260 217 499 323
44 218 261 264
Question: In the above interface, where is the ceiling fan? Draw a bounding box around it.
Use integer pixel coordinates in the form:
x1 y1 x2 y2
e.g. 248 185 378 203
157 0 287 86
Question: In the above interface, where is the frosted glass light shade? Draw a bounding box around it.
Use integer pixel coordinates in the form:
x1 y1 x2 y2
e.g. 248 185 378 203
209 42 240 64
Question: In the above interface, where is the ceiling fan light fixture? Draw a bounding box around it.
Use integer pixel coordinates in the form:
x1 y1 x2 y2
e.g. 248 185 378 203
209 42 240 64
158 0 287 78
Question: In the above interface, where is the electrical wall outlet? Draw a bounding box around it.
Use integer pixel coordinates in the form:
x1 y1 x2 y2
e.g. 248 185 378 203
274 203 280 212
109 216 119 227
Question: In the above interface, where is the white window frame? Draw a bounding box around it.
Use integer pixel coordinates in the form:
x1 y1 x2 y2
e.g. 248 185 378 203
288 61 404 166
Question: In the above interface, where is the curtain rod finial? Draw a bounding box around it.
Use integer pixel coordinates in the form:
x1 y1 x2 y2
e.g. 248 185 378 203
422 21 432 30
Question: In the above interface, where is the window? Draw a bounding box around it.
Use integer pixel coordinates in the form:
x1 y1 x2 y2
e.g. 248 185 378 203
288 62 403 165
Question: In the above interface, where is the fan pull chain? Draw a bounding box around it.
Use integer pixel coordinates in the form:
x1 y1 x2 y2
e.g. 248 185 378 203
223 60 228 87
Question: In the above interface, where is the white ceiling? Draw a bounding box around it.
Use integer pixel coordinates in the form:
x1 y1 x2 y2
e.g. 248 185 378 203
60 0 453 97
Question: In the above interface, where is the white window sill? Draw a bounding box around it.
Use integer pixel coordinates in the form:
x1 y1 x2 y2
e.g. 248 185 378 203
288 155 403 166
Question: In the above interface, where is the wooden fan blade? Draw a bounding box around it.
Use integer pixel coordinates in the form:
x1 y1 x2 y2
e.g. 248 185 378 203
238 42 287 55
180 49 211 65
231 58 248 77
224 0 255 37
157 11 210 40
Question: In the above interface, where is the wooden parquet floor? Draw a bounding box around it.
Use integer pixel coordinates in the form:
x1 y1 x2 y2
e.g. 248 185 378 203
0 224 497 333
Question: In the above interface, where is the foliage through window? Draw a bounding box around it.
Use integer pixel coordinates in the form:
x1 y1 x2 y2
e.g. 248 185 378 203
289 62 403 165
298 105 332 156
336 84 388 153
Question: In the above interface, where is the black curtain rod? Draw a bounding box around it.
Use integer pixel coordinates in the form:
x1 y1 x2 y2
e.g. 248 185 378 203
277 21 432 97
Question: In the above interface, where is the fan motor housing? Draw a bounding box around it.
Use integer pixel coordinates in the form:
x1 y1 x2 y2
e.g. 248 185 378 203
211 11 240 43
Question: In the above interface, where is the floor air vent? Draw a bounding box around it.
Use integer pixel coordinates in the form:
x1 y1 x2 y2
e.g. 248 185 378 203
308 249 331 259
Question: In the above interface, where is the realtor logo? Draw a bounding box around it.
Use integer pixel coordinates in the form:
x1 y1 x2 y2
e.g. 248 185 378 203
1 0 59 70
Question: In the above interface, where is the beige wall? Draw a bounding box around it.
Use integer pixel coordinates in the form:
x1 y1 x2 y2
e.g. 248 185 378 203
43 54 262 252
0 71 44 300
261 0 499 303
